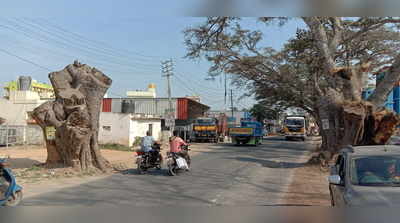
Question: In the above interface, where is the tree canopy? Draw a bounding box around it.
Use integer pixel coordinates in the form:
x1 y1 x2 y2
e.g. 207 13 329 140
185 17 400 157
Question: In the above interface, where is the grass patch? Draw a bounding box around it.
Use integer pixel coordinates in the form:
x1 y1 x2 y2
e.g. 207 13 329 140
100 143 131 152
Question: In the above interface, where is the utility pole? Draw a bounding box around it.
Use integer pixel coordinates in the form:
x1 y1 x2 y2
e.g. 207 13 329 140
161 59 174 133
230 89 234 117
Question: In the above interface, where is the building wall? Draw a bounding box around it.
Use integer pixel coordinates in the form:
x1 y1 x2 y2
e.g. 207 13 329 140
130 119 162 145
0 98 40 126
99 112 131 146
98 112 162 146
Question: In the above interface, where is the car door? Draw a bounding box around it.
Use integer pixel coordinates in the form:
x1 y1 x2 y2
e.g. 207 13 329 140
331 155 346 206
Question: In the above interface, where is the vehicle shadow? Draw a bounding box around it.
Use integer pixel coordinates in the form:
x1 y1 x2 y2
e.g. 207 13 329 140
119 168 169 176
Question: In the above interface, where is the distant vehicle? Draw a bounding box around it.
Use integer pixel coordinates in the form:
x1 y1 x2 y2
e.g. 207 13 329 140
192 117 218 143
166 145 191 176
229 121 264 146
329 145 400 206
387 135 400 145
0 157 23 206
136 143 163 174
283 116 307 141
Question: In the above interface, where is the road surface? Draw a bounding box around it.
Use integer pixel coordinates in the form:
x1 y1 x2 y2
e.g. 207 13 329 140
23 137 313 206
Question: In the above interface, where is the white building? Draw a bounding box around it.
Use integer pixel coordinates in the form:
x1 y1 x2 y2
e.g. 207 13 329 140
99 112 161 147
126 83 156 98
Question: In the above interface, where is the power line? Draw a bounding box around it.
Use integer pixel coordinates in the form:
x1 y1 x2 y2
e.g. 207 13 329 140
15 18 162 67
0 19 160 73
33 18 166 60
0 48 52 72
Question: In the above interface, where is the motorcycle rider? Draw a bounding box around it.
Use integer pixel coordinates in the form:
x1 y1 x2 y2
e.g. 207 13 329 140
169 130 191 168
141 131 160 163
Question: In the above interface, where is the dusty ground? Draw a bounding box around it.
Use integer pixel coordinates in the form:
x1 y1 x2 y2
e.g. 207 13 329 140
283 164 330 206
283 137 330 206
0 143 216 198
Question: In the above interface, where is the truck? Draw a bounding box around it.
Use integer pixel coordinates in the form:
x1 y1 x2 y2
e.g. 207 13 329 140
283 116 307 141
229 121 264 146
192 117 219 143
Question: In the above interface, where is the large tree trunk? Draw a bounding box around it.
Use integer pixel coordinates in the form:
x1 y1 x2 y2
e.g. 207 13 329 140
32 61 112 171
316 68 400 161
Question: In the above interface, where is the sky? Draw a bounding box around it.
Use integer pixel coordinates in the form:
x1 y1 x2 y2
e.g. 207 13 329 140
0 1 302 110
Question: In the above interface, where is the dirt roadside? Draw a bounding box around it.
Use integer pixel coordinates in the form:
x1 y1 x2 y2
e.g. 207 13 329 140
282 138 331 206
0 143 217 198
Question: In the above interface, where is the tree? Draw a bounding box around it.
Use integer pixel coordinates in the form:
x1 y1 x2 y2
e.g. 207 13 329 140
32 61 112 171
184 17 400 160
249 103 282 123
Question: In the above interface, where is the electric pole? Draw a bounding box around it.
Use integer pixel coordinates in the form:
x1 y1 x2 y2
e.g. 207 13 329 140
161 59 174 132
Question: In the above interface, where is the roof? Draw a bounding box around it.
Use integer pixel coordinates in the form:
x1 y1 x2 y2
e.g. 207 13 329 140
343 145 400 156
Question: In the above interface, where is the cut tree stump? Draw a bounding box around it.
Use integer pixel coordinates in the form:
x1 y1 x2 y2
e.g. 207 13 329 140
32 61 112 171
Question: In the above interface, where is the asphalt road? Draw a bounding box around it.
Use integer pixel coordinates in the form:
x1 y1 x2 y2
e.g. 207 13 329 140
23 137 312 206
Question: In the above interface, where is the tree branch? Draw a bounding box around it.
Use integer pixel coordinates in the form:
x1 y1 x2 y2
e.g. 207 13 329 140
303 17 337 75
368 54 400 106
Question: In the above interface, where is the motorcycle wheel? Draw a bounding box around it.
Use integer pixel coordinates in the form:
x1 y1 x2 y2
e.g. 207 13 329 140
137 161 146 175
168 164 177 176
5 190 23 207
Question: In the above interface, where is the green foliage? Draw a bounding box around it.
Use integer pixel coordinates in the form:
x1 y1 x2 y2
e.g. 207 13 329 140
249 103 282 123
132 136 142 147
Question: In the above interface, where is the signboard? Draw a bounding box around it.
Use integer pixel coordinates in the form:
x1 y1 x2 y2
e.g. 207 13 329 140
46 126 56 140
322 119 330 130
165 109 175 129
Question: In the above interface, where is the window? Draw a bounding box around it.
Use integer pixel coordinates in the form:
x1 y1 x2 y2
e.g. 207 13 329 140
148 124 153 136
102 126 111 131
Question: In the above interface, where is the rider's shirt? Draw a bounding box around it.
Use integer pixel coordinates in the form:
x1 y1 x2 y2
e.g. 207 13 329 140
170 137 186 153
141 136 154 152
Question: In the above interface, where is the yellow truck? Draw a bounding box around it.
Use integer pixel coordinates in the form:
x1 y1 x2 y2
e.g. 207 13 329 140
283 116 307 141
192 117 218 143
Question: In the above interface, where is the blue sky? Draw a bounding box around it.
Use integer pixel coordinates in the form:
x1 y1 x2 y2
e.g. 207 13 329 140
0 1 303 110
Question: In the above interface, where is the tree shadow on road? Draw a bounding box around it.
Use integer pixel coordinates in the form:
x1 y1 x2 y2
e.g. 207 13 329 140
226 157 306 169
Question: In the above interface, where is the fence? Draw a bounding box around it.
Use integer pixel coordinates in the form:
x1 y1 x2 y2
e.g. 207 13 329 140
0 125 44 147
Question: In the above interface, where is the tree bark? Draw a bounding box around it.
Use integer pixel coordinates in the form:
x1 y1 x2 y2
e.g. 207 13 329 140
32 61 112 171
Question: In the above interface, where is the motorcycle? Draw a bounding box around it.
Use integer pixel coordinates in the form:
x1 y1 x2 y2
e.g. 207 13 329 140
166 145 191 176
0 156 23 206
136 143 163 174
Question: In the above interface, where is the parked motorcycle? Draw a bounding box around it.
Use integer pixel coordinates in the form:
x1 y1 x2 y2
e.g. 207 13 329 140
0 156 23 206
136 143 163 174
166 145 191 176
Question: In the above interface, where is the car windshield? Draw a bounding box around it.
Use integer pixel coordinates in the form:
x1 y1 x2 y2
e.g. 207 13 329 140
285 119 304 126
351 156 400 186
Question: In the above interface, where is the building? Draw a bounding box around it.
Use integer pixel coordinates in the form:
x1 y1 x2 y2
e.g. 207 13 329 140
206 110 248 126
99 113 161 146
99 96 210 146
362 70 400 114
126 83 156 98
0 76 54 145
4 76 54 100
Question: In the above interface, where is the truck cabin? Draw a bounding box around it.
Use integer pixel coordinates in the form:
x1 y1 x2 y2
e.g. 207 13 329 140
284 117 305 127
